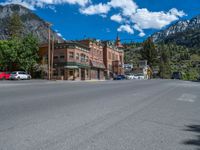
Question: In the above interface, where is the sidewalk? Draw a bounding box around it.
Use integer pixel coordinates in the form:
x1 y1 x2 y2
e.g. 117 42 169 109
54 79 106 83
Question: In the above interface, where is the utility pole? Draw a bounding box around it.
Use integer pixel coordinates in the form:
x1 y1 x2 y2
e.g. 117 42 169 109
51 35 55 80
46 22 52 80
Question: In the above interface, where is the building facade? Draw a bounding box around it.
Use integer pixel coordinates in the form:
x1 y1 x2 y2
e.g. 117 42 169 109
103 41 124 79
79 39 105 80
40 41 90 80
39 36 124 80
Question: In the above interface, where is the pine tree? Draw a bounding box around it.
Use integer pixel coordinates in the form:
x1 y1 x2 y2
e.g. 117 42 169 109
141 38 158 67
159 44 171 79
8 13 23 38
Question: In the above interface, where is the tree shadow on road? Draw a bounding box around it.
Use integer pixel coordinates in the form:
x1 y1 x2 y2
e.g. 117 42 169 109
182 125 200 150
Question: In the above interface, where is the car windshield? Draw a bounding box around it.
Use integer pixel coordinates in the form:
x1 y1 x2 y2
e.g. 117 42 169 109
137 73 144 76
173 72 180 75
11 72 17 74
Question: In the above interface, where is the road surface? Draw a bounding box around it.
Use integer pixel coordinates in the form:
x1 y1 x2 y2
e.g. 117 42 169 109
0 80 200 150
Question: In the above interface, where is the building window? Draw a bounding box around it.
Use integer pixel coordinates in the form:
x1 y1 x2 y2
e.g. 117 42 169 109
60 55 65 59
109 65 112 71
76 53 79 60
54 56 58 60
86 69 89 76
108 52 111 59
69 70 73 76
69 52 74 58
115 55 118 60
61 69 64 75
53 69 58 76
112 53 114 60
81 54 86 62
86 56 89 62
77 70 79 77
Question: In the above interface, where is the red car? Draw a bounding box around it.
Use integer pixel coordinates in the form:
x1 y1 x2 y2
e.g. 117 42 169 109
0 72 11 80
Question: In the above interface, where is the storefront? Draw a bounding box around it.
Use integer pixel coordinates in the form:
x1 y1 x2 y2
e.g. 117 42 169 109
90 61 105 80
64 62 90 80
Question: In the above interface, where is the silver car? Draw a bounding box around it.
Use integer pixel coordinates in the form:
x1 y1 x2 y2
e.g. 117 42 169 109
10 71 31 80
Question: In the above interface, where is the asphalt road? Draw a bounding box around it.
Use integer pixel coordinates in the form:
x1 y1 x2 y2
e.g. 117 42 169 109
0 80 200 150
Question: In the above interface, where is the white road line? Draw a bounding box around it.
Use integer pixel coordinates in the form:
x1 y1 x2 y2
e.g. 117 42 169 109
177 94 196 103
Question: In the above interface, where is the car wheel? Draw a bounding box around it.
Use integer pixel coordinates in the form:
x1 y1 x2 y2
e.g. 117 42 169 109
17 77 20 80
1 77 5 80
28 76 31 80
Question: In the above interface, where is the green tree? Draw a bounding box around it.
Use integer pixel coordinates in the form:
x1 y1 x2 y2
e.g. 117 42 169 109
0 13 39 73
8 13 23 38
0 35 39 72
18 34 39 72
0 39 19 71
158 44 171 79
141 38 158 67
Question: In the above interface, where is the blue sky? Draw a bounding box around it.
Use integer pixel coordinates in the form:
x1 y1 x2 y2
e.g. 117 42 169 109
0 0 200 42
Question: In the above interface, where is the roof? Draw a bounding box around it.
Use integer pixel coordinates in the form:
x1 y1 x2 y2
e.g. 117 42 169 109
54 41 90 51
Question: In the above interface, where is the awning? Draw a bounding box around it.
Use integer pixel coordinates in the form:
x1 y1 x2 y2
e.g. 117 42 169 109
64 66 79 69
91 61 105 69
64 62 90 69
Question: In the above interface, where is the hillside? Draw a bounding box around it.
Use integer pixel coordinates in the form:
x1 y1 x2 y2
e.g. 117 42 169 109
152 15 200 48
0 4 63 43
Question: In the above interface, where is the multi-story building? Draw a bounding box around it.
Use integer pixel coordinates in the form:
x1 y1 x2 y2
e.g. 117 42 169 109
39 36 124 80
79 39 105 80
39 41 90 80
103 40 124 79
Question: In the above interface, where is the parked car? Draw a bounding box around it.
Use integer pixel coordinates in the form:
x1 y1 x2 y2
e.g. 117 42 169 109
133 73 145 80
113 75 126 80
171 72 182 80
125 73 135 80
9 71 31 80
0 72 11 80
198 76 200 81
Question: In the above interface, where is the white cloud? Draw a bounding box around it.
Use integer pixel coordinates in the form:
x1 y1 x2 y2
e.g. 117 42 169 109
131 8 185 30
0 0 36 10
169 8 186 17
57 32 63 37
80 3 110 15
110 14 123 23
1 0 186 37
108 0 138 16
133 24 143 32
78 0 185 35
133 24 145 37
0 0 91 10
139 32 145 37
117 24 134 34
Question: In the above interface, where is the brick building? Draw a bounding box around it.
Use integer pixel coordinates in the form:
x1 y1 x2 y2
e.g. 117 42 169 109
39 41 90 80
103 41 124 79
79 39 105 80
39 36 124 80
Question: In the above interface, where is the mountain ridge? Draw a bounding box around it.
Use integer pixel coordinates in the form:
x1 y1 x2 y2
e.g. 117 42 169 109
152 14 200 48
0 4 63 43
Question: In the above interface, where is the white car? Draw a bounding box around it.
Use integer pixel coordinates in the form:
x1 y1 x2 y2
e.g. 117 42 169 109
126 74 135 80
133 74 145 80
10 71 31 80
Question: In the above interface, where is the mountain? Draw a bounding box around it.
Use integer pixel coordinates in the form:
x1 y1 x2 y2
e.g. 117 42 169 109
152 15 200 48
0 4 63 43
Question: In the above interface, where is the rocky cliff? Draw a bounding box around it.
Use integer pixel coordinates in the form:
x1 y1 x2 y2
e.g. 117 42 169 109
0 4 63 43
